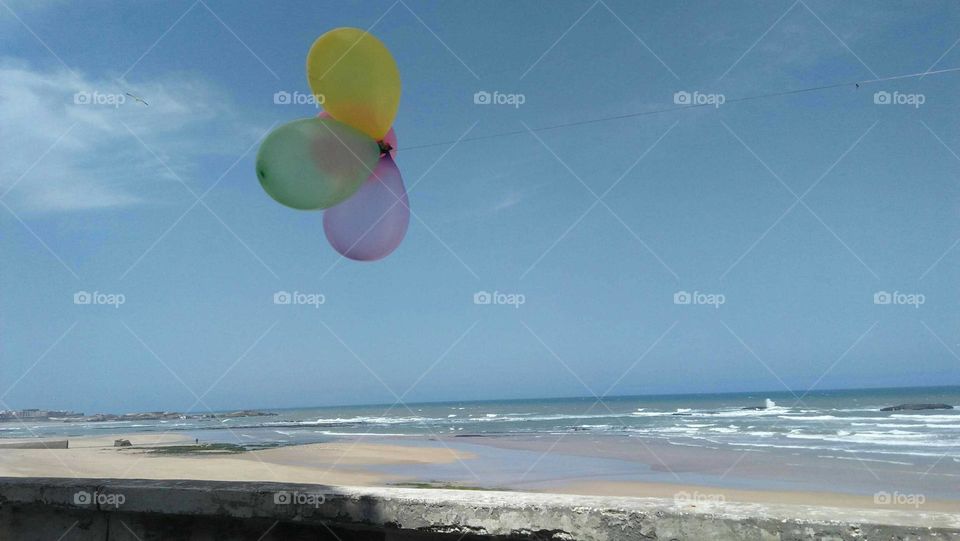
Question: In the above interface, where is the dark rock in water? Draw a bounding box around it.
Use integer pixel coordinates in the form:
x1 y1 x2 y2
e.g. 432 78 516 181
671 412 692 416
741 406 766 410
880 403 953 412
64 410 278 423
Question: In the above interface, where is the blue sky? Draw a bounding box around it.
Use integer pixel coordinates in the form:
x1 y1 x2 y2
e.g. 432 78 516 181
1 0 959 414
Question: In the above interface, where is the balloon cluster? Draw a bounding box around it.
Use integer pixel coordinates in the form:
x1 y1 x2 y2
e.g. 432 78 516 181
257 28 408 261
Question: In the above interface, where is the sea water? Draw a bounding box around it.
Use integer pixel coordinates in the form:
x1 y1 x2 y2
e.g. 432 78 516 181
4 386 958 463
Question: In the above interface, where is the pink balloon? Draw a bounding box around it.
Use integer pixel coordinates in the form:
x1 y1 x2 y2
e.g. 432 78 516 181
318 111 397 159
323 155 409 261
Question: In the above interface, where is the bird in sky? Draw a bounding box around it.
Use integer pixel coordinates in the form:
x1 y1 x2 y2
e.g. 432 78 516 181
125 92 149 106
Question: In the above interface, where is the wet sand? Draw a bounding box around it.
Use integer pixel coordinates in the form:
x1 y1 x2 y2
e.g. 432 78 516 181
0 432 957 515
443 433 960 501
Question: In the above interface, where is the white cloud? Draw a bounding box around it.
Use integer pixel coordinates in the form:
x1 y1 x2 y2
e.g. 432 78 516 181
492 189 523 212
0 58 261 212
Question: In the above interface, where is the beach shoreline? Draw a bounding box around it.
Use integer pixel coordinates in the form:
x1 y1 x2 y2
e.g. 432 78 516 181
0 432 956 516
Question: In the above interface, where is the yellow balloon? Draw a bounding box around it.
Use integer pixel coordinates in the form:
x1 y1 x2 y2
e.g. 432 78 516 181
307 28 400 141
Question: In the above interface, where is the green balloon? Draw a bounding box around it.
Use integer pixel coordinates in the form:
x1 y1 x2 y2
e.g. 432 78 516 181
256 117 380 210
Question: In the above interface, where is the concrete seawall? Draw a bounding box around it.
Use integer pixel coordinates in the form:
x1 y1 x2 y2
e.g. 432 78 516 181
0 477 957 540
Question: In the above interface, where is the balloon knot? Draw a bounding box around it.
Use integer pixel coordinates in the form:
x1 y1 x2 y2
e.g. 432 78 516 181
377 140 393 155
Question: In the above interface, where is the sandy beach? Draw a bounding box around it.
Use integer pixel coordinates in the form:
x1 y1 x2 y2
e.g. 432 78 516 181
1 432 957 515
0 434 471 487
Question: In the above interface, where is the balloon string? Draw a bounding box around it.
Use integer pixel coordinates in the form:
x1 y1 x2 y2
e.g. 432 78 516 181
396 66 960 152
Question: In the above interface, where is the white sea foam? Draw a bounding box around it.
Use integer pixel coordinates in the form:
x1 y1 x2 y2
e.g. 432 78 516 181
654 426 699 434
474 413 625 423
314 431 410 436
785 431 953 447
890 414 960 421
778 415 841 421
296 416 429 425
816 455 914 465
851 422 921 428
699 408 788 418
729 441 947 456
667 441 719 449
630 411 669 417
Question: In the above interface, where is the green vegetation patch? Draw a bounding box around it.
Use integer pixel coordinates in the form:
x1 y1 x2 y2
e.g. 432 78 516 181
137 443 248 455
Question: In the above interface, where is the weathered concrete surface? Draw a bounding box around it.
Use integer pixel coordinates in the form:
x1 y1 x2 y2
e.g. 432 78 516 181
0 477 957 540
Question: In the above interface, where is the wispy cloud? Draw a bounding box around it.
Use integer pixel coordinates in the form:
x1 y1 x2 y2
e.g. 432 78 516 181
492 189 524 212
0 58 261 213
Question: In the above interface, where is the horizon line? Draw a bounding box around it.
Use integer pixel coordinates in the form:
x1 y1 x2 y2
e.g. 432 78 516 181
12 382 956 416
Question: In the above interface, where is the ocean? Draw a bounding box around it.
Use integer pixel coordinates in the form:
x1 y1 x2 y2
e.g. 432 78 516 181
4 386 959 464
